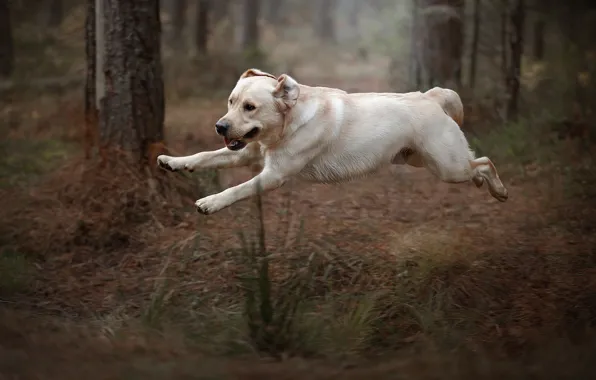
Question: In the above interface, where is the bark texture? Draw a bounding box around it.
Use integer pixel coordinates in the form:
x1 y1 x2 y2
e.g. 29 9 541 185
85 0 97 159
101 0 165 165
0 0 14 78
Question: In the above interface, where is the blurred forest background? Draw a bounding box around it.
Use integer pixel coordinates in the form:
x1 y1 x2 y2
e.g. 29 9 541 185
1 0 596 379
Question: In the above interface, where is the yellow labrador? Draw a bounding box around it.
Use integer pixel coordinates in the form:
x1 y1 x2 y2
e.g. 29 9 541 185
157 69 508 215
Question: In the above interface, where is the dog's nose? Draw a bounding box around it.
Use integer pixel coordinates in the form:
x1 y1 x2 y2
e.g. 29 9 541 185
215 121 230 136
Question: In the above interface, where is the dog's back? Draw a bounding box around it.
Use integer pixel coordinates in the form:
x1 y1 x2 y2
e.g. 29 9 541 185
344 87 464 128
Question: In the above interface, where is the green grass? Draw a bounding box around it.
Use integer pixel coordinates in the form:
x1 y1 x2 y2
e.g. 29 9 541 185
0 248 33 296
0 138 75 189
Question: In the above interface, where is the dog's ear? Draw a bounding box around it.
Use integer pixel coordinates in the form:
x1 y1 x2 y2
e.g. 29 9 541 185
273 74 300 110
240 68 276 80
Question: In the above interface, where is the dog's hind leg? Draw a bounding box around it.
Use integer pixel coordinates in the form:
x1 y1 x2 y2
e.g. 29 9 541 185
420 120 508 202
469 157 508 202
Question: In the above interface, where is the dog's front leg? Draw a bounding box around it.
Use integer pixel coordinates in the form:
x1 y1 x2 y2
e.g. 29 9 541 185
195 168 285 215
157 144 260 172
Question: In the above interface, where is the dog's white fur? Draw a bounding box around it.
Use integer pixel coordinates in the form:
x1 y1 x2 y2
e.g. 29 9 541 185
157 69 508 215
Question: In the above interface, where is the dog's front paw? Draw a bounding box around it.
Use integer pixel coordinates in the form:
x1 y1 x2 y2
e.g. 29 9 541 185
157 155 189 172
195 195 227 215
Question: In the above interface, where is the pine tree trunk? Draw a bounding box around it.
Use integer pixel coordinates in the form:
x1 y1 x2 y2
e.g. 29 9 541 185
408 0 420 90
85 0 97 159
48 0 63 27
265 0 282 24
101 0 165 166
0 0 14 78
469 0 480 88
506 0 525 120
195 0 209 55
532 19 545 60
418 0 465 89
212 0 229 23
315 0 335 43
500 0 508 87
170 0 187 49
241 0 260 52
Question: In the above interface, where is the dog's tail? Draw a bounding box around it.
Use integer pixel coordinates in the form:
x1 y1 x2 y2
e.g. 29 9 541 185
424 87 464 128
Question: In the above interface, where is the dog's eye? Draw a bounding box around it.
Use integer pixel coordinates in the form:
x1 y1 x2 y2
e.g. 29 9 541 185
244 103 256 112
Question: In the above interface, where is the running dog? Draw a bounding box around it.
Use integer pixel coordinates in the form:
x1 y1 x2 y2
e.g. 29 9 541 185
157 69 508 215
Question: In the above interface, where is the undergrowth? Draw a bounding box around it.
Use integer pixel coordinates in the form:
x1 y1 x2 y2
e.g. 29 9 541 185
0 248 33 296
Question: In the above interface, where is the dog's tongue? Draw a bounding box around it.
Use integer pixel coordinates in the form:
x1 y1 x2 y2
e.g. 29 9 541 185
224 137 230 146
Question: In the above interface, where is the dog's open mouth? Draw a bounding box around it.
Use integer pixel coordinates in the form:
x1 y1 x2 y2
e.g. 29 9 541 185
224 138 247 151
223 127 260 151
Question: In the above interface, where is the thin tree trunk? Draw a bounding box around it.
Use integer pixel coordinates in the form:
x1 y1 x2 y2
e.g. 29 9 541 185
500 0 508 86
48 0 63 27
265 0 282 24
450 0 465 89
212 0 229 23
315 0 335 43
195 0 209 54
95 0 105 111
85 0 97 159
170 0 187 49
506 0 525 120
348 0 359 29
241 0 260 52
101 0 165 166
532 19 545 60
409 0 420 90
469 0 480 88
0 0 14 78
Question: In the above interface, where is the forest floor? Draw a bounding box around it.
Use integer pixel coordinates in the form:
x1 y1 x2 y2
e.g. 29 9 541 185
2 64 596 379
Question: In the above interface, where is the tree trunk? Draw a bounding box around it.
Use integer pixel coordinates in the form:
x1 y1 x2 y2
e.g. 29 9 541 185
212 0 230 23
169 0 187 49
48 0 63 27
532 19 545 60
506 0 525 120
195 0 209 54
315 0 335 43
101 0 165 166
348 0 359 29
95 0 105 110
265 0 282 24
417 0 465 89
408 0 420 90
500 0 508 86
85 0 97 159
469 0 480 88
241 0 260 52
452 1 464 89
0 0 14 78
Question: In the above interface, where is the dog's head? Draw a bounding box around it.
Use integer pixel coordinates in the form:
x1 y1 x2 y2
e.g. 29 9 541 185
215 68 300 150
